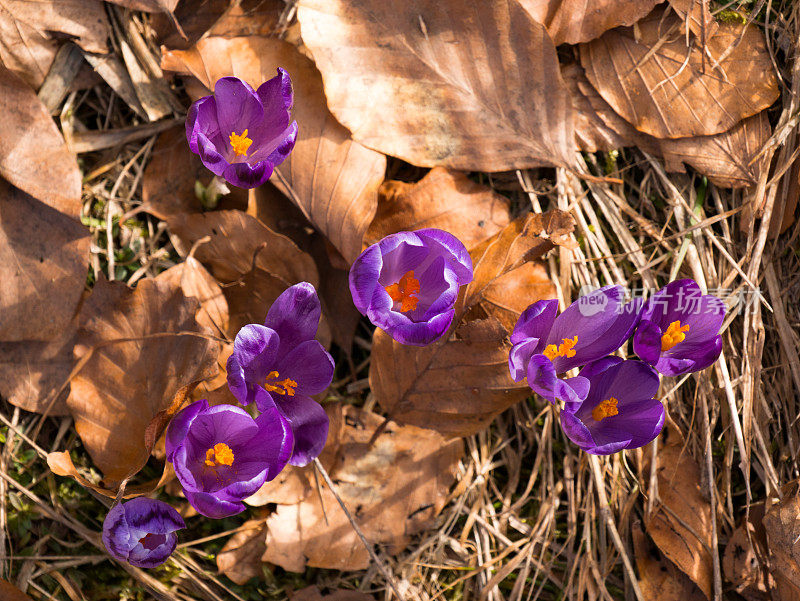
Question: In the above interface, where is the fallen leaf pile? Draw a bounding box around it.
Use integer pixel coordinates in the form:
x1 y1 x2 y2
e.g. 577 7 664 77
0 0 794 593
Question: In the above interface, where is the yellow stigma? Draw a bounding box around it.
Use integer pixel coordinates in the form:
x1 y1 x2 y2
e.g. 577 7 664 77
229 129 253 157
205 442 234 467
542 336 578 361
661 320 690 352
592 398 619 422
385 270 421 312
264 370 297 396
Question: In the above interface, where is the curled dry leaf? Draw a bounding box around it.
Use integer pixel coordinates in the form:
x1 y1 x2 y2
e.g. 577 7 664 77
580 7 779 139
723 520 770 601
370 210 573 437
566 62 771 188
0 66 81 216
297 0 575 171
104 0 178 12
478 261 556 333
0 0 109 89
291 586 375 601
168 210 322 341
161 36 386 263
763 483 800 600
217 517 268 585
262 405 462 571
0 181 90 342
645 430 713 599
632 524 707 601
668 0 716 39
154 0 284 50
366 168 512 249
66 278 219 485
519 0 663 45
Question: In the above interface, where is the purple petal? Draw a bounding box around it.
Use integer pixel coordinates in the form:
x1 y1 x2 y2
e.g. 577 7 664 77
274 395 329 467
256 67 293 112
416 229 473 284
230 324 280 393
526 355 588 405
121 497 185 534
264 282 322 348
349 244 383 314
376 307 455 346
632 319 663 366
222 160 272 189
251 402 294 479
510 299 558 345
276 340 334 396
102 503 131 562
125 533 177 568
213 77 263 144
508 338 541 382
263 121 298 167
166 399 207 462
184 489 245 519
195 131 228 177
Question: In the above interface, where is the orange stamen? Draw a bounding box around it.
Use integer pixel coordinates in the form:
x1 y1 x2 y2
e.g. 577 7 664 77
661 320 690 352
385 270 421 312
229 129 253 157
204 442 234 467
542 336 578 361
264 370 297 396
592 398 620 422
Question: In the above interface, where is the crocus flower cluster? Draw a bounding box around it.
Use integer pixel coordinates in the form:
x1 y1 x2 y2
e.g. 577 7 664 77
510 280 724 455
102 283 334 568
187 72 297 189
349 229 473 346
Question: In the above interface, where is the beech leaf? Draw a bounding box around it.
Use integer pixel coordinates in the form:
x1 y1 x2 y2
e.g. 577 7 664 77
0 180 90 341
262 405 462 571
297 0 576 171
66 278 219 485
763 484 800 600
580 7 779 139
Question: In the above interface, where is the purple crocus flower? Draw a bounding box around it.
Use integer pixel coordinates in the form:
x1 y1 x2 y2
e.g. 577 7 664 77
349 229 473 346
165 397 293 518
186 72 297 189
633 279 725 377
102 497 185 568
560 357 664 455
508 286 640 405
227 282 334 467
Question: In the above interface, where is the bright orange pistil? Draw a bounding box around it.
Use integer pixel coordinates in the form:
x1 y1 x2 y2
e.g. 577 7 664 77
229 129 253 157
264 370 297 396
385 270 421 312
205 442 235 467
542 336 578 361
661 320 690 352
592 398 620 422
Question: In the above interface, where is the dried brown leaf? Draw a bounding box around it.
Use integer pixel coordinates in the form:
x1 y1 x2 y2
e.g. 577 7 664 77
263 406 462 571
0 317 78 416
723 523 770 601
0 1 109 89
104 0 178 12
567 62 772 188
366 168 512 249
519 0 663 45
0 579 34 601
0 181 90 341
0 66 81 216
668 0 717 39
154 0 284 50
66 278 219 484
142 126 247 220
162 36 386 263
479 261 556 332
370 211 572 437
155 257 230 339
633 524 707 601
763 484 800 601
580 7 778 138
297 0 575 171
217 518 268 585
645 432 713 599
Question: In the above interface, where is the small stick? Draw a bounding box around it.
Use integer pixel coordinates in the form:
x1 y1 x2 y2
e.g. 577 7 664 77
313 458 410 600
